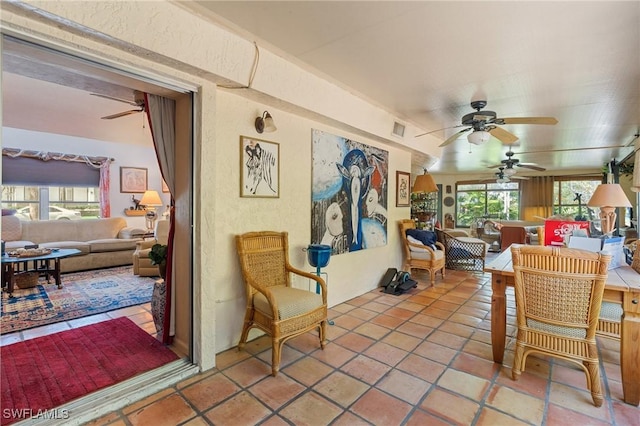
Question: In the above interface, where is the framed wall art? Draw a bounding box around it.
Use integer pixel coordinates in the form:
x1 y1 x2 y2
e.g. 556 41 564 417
396 171 410 207
240 136 280 198
120 167 148 193
161 178 170 193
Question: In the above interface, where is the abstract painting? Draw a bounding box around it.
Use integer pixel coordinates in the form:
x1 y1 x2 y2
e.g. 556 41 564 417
311 129 388 255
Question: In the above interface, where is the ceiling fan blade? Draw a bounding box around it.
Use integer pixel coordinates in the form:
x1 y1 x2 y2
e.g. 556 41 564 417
415 124 465 138
517 163 546 171
499 117 558 125
489 126 519 144
91 93 139 107
510 176 530 180
101 109 143 120
439 127 472 147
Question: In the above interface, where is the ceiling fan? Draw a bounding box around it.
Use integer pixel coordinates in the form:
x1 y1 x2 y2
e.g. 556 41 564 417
483 167 530 183
91 91 145 120
416 100 558 147
488 150 546 175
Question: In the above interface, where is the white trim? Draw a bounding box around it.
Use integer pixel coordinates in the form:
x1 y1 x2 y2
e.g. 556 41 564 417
15 359 199 425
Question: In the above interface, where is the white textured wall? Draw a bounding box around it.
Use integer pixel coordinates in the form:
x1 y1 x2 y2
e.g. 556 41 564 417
211 91 410 350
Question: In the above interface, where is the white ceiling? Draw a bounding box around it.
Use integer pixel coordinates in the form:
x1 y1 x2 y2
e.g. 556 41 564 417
186 1 639 176
2 2 638 179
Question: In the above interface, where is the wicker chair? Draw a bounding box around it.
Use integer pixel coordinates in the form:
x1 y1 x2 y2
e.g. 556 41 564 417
398 220 445 285
435 228 488 271
235 231 328 376
510 245 611 407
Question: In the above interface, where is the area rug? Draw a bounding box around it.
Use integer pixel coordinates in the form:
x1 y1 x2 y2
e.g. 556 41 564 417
0 317 179 425
1 266 156 335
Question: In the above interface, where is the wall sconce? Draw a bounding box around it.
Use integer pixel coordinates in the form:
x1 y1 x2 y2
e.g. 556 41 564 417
412 169 438 193
255 111 277 133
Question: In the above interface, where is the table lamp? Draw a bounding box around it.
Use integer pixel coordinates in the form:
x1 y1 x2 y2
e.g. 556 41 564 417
139 190 163 231
587 183 631 236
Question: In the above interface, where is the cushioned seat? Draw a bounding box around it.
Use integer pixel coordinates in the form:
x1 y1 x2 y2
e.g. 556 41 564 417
132 220 169 276
399 220 446 285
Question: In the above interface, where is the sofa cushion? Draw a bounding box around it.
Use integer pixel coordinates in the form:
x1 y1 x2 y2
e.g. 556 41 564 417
20 217 129 245
5 240 35 250
1 215 22 241
39 241 91 255
89 238 139 253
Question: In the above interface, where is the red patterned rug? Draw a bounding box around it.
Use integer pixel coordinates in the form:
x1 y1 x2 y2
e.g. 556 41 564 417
0 317 179 425
1 266 156 335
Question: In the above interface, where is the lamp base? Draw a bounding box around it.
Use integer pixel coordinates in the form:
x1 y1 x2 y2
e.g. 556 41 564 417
598 207 617 236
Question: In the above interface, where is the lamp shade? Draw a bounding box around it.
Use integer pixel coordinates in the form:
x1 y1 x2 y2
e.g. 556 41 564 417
139 190 163 207
586 184 632 208
255 111 277 133
412 172 438 193
467 130 491 145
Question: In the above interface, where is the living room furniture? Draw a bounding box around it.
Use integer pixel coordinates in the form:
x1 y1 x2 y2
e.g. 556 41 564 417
435 228 489 271
132 220 170 277
398 219 445 285
235 231 328 376
485 248 640 406
2 248 81 297
499 226 530 252
1 215 146 273
510 245 611 406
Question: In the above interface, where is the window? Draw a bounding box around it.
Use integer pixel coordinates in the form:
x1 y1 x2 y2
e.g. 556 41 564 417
552 178 601 221
456 181 520 227
2 185 99 220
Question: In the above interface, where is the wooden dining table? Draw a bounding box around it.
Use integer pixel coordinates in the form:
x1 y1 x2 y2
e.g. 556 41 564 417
484 246 640 406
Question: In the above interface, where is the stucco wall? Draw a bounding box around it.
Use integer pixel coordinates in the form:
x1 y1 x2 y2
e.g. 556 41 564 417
210 90 410 350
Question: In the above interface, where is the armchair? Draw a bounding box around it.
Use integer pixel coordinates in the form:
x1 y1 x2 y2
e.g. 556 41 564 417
132 219 169 276
235 231 327 376
435 228 489 271
398 219 445 285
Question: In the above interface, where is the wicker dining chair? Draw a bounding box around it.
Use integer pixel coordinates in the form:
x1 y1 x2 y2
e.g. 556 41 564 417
398 219 445 285
235 231 328 376
510 245 611 407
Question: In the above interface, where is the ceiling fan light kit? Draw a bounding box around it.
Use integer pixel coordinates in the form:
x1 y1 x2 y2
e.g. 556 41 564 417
503 167 517 176
467 130 491 145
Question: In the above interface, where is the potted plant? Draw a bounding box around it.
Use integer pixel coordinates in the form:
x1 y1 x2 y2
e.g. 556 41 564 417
148 243 168 279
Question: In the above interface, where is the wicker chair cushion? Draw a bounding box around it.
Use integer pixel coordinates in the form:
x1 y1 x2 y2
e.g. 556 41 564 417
407 235 436 252
253 286 323 319
406 229 437 246
599 301 623 321
411 249 444 261
526 319 587 339
455 237 489 253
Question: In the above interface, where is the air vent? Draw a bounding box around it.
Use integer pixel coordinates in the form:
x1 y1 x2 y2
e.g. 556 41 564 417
392 121 405 138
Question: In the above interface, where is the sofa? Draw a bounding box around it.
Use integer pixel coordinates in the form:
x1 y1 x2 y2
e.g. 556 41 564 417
2 215 146 273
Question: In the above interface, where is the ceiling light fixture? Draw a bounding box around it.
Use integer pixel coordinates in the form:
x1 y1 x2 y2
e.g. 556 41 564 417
412 169 438 193
255 110 277 133
503 167 517 176
467 130 491 145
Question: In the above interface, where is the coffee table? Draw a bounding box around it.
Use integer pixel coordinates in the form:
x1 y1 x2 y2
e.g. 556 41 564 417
1 248 81 297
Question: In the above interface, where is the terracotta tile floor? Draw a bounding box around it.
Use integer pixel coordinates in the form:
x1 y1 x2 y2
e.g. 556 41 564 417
84 265 638 426
7 263 639 425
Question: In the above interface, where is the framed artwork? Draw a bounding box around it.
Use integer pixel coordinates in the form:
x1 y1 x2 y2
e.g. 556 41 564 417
162 179 169 193
396 171 410 207
120 167 148 193
240 136 280 198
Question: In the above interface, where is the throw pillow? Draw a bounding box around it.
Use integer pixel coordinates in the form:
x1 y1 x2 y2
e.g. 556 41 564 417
406 229 437 247
406 235 428 252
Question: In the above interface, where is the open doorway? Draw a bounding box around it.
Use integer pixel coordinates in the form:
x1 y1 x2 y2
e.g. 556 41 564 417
1 34 195 415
